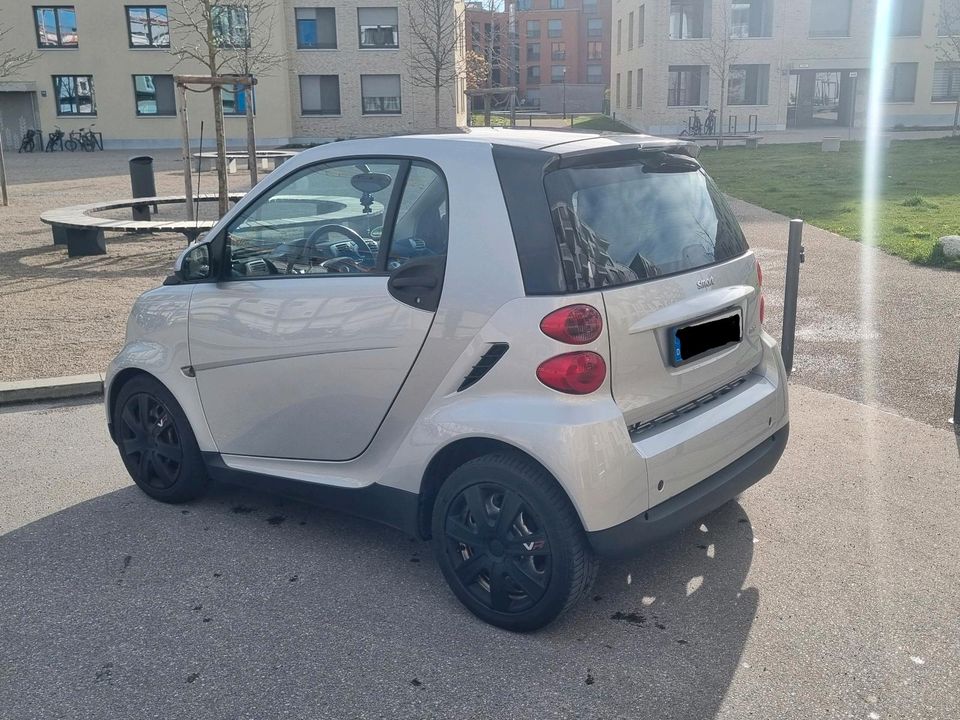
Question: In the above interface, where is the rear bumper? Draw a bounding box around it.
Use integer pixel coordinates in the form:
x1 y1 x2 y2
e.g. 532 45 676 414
586 422 789 558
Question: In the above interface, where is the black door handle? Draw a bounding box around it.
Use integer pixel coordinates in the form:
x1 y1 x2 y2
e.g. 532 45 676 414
390 276 437 289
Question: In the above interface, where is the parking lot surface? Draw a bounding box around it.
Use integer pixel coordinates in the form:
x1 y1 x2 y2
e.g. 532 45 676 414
1 386 957 720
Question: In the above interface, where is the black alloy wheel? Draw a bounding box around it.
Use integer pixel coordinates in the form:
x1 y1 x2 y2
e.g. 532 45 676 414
114 375 209 503
443 482 552 614
432 453 598 632
118 392 183 491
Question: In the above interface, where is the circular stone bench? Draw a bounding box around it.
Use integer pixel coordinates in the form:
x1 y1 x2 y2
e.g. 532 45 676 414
40 193 383 257
192 149 300 174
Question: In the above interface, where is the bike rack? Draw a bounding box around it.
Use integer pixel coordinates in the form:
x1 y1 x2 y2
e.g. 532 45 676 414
748 114 759 133
728 115 738 134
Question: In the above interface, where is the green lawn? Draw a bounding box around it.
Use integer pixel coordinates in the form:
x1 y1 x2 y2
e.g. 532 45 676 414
469 113 512 127
697 138 960 269
571 115 634 133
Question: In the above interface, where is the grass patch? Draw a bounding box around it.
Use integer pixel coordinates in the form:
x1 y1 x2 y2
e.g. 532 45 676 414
571 114 634 133
698 138 960 269
470 113 512 127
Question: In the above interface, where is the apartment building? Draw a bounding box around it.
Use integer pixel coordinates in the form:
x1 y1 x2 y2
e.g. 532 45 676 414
465 0 611 110
0 1 466 150
611 0 960 134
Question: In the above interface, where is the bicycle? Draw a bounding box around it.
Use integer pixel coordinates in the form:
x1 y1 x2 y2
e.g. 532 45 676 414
45 126 65 152
703 108 717 135
18 129 38 153
678 109 703 137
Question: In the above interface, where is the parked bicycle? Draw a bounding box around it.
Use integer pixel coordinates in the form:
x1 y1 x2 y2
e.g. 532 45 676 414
18 129 38 153
45 126 65 152
66 125 101 152
679 109 703 137
703 108 718 135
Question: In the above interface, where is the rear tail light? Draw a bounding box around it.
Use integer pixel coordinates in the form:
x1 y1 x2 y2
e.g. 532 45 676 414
756 260 766 326
536 351 607 395
540 304 603 345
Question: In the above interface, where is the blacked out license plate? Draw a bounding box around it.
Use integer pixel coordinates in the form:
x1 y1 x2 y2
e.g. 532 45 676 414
671 312 742 366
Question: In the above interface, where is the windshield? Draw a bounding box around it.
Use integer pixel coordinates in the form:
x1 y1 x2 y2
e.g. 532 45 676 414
544 156 749 290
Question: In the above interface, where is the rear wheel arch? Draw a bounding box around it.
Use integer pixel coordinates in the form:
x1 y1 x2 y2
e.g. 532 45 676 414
417 437 582 540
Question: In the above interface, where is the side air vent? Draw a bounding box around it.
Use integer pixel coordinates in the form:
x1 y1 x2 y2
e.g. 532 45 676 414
457 343 509 392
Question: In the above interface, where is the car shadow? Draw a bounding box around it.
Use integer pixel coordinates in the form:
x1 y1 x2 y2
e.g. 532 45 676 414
0 481 756 719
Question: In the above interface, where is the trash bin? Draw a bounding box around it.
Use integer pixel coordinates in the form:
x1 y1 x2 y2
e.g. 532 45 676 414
129 155 156 221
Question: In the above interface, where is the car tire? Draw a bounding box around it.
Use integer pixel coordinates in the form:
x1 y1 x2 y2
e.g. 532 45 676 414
114 375 210 504
431 452 598 632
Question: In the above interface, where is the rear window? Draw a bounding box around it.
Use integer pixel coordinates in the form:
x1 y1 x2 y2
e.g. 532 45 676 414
544 154 749 291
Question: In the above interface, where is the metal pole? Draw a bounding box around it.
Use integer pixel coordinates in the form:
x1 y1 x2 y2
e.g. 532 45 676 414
952 348 959 433
781 218 804 375
0 135 8 207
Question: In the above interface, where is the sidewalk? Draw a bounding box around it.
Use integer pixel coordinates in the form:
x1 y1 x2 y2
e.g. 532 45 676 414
733 197 960 430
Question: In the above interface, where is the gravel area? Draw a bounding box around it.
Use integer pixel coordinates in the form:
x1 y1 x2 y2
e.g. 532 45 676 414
735 197 960 430
0 151 250 382
1 150 956 430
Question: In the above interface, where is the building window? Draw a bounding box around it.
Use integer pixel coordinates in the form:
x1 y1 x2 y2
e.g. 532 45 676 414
211 5 249 47
637 68 643 108
617 18 622 54
551 65 566 83
932 62 960 101
517 0 532 9
587 41 602 60
670 0 707 39
548 19 562 38
527 65 541 83
551 42 566 60
885 62 918 102
527 42 540 60
133 74 175 115
361 74 401 113
628 12 634 49
549 0 565 8
358 7 399 48
583 0 598 11
638 5 645 44
296 7 337 49
731 0 773 38
586 64 603 83
667 65 704 105
221 84 254 115
526 20 540 38
627 69 633 107
728 64 769 104
890 0 923 36
809 0 851 37
615 73 621 108
587 18 602 37
53 75 94 115
34 6 78 48
300 75 340 114
126 6 169 48
525 88 540 106
938 0 960 36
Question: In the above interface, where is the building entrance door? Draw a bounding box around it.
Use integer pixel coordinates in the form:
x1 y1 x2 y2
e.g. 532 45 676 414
788 70 859 128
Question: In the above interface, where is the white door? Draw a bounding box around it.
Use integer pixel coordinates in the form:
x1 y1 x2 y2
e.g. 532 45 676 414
188 158 449 461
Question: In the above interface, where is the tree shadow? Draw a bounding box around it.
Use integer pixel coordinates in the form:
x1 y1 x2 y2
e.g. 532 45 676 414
0 482 756 718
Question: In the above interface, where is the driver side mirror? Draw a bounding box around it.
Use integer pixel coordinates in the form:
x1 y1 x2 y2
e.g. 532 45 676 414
164 242 211 285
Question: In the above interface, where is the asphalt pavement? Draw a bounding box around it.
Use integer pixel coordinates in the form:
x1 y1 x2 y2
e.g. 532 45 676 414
1 388 957 720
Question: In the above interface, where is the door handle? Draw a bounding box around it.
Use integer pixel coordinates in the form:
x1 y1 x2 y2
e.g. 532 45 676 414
391 276 437 289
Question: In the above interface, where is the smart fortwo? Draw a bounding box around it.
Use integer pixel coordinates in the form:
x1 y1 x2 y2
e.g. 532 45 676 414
106 129 789 631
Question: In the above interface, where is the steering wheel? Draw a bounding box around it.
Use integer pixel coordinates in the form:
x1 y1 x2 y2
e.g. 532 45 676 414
320 257 366 273
286 223 367 274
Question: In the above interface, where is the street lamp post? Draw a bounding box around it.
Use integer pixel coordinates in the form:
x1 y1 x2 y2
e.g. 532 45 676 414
562 67 567 119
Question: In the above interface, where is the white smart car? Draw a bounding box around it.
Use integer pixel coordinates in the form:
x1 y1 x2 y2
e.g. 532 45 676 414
106 129 789 631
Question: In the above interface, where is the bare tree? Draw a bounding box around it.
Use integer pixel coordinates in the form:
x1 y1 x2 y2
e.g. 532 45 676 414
935 0 960 136
405 0 463 128
689 3 745 148
168 0 282 214
0 15 39 206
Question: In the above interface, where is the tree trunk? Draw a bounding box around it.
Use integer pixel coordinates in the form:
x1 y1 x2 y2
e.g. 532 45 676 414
718 71 726 150
211 84 229 217
245 84 258 187
434 82 441 128
177 82 194 221
953 97 959 137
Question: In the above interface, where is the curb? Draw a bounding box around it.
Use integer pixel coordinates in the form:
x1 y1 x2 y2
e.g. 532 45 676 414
0 373 104 406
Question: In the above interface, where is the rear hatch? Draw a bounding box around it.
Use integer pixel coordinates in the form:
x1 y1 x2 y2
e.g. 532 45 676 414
543 150 763 428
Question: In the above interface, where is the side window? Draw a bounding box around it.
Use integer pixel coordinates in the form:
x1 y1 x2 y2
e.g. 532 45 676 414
225 159 402 278
387 162 448 271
